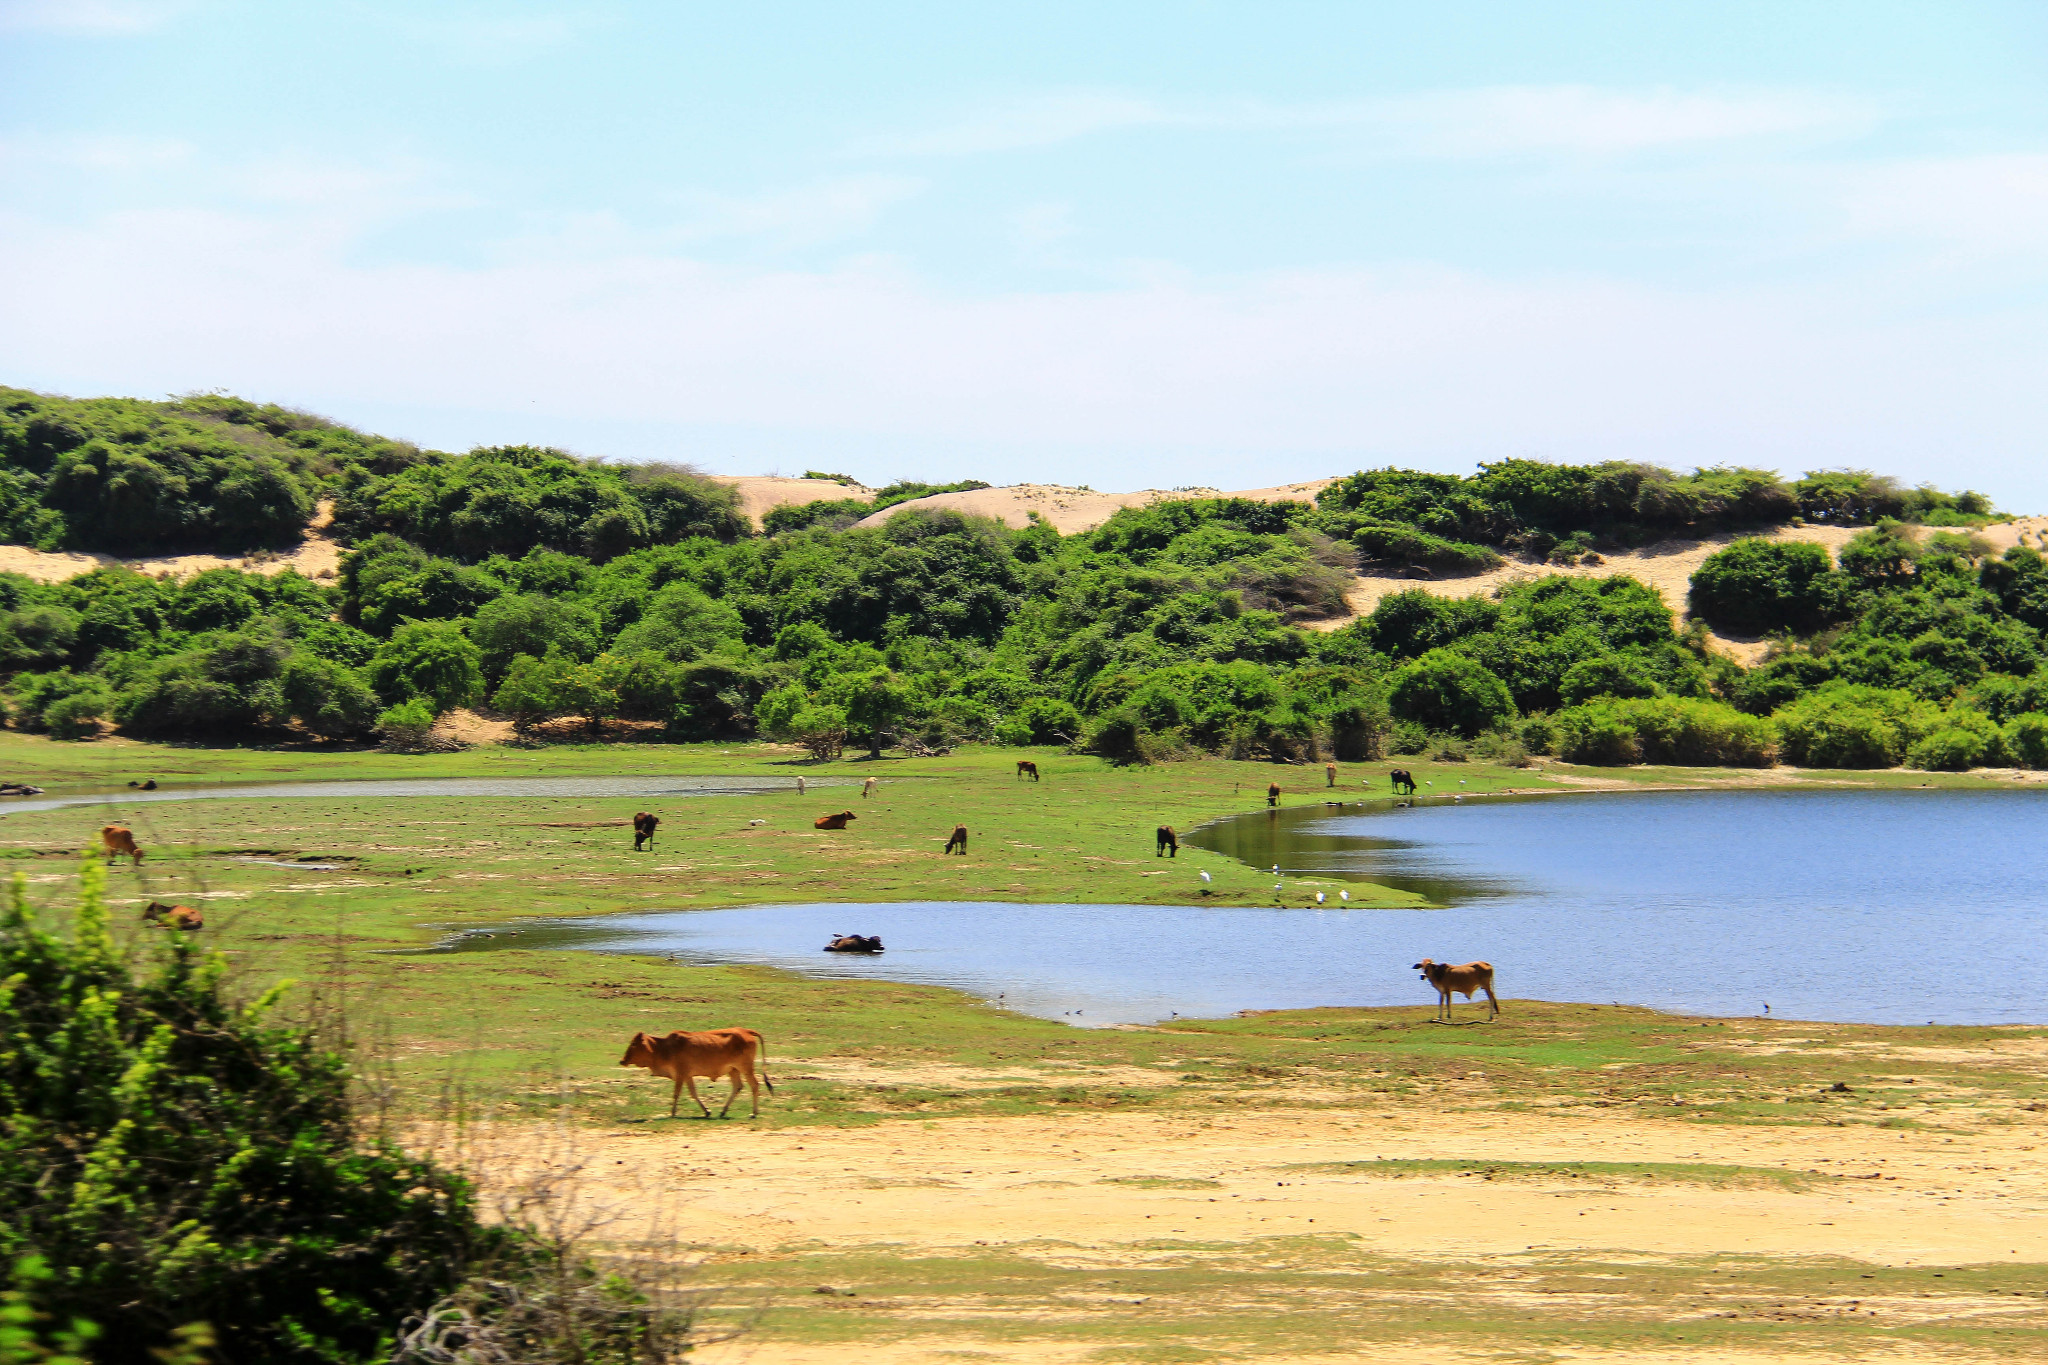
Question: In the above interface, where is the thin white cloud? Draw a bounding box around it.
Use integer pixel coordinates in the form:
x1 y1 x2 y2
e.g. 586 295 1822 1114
3 201 2041 507
857 84 1876 159
1840 153 2048 255
0 0 190 34
0 131 193 170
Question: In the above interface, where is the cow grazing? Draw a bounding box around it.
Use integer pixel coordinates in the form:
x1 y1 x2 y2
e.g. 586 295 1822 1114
1266 782 1282 808
633 812 660 851
100 825 143 866
141 901 202 931
815 811 857 830
1389 769 1417 796
944 824 968 855
861 776 878 799
824 934 884 954
1016 760 1040 782
618 1028 775 1119
1155 825 1178 857
1413 958 1500 1022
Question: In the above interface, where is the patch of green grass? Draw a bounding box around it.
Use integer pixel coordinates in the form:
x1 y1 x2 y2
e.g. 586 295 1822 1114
687 1239 2048 1360
1096 1176 1224 1190
1282 1157 1831 1190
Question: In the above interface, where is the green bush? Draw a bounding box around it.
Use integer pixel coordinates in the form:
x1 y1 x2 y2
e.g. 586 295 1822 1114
1907 727 1991 771
1386 649 1515 737
1688 539 1846 635
1387 719 1429 755
1349 521 1500 573
374 697 438 750
2003 713 2048 768
996 697 1082 746
1772 684 1935 768
0 860 500 1363
1517 713 1558 755
1553 696 1773 767
367 620 485 713
40 690 108 741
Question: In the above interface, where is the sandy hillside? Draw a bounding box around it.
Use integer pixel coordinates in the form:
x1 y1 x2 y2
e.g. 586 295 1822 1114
1307 515 2048 665
852 479 1338 535
711 475 871 529
0 500 347 584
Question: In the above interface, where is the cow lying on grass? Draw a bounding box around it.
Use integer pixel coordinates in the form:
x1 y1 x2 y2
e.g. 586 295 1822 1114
814 811 857 830
1414 958 1500 1022
619 1027 775 1118
142 901 202 931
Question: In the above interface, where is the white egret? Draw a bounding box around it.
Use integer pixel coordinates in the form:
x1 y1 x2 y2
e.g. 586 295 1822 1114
1339 890 1350 902
1199 870 1212 883
1315 892 1326 904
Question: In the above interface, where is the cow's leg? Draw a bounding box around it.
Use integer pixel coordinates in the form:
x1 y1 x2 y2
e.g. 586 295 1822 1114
739 1062 762 1117
1483 984 1500 1018
682 1074 712 1117
717 1069 743 1118
669 1076 683 1118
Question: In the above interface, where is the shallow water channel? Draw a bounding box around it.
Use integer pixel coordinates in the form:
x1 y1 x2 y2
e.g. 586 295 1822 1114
0 774 838 816
436 788 2048 1028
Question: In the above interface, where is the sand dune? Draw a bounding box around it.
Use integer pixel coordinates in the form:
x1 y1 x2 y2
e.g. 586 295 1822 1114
711 475 870 528
0 501 346 584
851 479 1338 535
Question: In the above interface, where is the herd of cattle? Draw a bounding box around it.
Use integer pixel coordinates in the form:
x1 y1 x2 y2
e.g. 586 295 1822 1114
92 766 1501 1120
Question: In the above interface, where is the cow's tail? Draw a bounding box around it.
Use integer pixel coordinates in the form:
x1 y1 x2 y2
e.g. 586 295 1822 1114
754 1031 775 1093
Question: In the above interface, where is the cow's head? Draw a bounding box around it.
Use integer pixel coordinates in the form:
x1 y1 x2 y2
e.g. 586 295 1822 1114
619 1032 654 1068
1413 958 1441 983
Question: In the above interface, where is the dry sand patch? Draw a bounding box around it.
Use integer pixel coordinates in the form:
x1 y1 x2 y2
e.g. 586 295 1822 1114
850 481 1337 536
463 1107 2048 1266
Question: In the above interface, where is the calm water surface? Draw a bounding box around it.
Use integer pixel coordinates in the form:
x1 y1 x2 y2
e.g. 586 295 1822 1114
441 789 2048 1028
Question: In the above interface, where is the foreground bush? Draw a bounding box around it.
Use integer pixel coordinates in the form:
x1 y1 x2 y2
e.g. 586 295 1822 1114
1688 538 1845 636
0 861 697 1363
0 858 497 1363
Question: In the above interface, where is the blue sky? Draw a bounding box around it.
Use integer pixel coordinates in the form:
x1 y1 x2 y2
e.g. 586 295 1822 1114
3 1 2044 505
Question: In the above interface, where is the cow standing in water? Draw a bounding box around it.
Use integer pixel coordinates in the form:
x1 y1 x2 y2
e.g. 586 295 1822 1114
1155 826 1178 858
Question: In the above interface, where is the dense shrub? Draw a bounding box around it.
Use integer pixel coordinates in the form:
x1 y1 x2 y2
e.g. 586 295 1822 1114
1387 649 1515 737
2003 713 2048 768
995 696 1083 746
1772 684 1935 768
0 861 501 1363
1349 521 1500 573
1688 539 1846 635
1557 696 1775 767
367 621 485 713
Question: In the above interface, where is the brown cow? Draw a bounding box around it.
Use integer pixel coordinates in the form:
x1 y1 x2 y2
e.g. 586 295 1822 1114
1155 825 1177 857
1413 958 1500 1022
100 825 143 866
814 811 857 830
944 824 967 854
618 1028 775 1118
141 901 203 931
1016 760 1039 781
633 812 660 851
1266 783 1281 808
1325 762 1337 788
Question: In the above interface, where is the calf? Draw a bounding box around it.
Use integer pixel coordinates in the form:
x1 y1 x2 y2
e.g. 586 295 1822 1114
1413 958 1500 1022
814 811 857 830
944 824 968 855
618 1028 775 1118
1016 760 1040 782
100 825 143 866
1155 825 1178 857
633 812 660 851
141 901 203 931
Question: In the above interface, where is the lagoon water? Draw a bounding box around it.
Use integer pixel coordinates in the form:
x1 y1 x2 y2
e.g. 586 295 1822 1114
441 788 2048 1028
